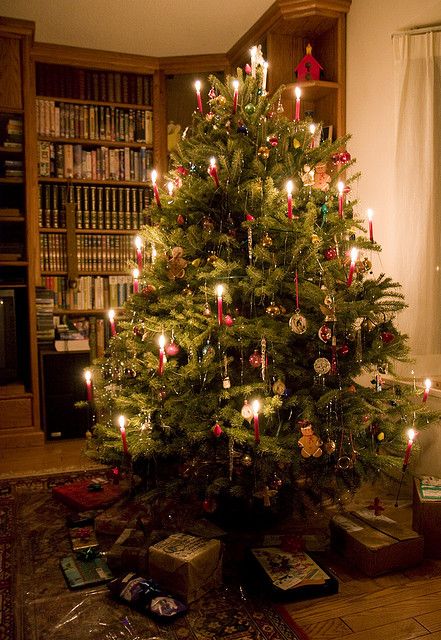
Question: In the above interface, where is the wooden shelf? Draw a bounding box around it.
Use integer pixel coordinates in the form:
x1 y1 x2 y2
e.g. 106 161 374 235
284 80 339 101
0 260 28 266
0 176 23 183
0 145 23 153
40 227 137 235
41 270 129 276
54 307 123 315
0 216 25 222
38 177 150 186
0 282 27 288
37 94 152 111
37 135 152 149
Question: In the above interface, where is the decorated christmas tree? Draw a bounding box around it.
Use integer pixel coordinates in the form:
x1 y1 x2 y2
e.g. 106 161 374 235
88 52 435 524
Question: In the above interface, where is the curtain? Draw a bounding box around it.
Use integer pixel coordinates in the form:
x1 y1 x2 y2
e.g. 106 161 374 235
392 31 441 357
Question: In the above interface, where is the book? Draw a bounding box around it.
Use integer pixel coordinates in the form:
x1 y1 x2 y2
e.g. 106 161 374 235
55 338 90 352
60 554 113 589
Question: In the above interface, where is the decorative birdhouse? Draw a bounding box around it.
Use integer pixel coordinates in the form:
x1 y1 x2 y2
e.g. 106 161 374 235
295 44 323 81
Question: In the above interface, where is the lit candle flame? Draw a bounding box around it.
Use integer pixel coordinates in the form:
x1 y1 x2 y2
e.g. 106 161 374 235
159 334 166 350
367 208 374 222
337 181 345 196
167 181 174 197
350 247 358 263
216 284 224 298
151 169 157 185
84 370 92 384
407 428 416 443
286 180 293 195
133 268 139 279
252 399 260 415
295 86 301 100
118 415 125 430
135 236 142 251
195 80 201 93
108 309 115 322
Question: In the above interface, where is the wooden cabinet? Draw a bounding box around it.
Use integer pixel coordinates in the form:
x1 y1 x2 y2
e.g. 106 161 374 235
0 18 43 446
227 0 351 139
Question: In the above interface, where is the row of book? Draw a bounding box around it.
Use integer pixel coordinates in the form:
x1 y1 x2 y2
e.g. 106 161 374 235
36 100 153 144
52 314 110 358
40 232 136 273
38 142 153 182
36 286 56 340
41 275 134 310
0 116 23 150
38 184 152 230
36 64 152 106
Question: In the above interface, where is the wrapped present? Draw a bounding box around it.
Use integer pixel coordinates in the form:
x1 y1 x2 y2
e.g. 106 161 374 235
248 547 338 600
331 508 423 576
94 500 152 536
106 528 150 574
52 477 126 511
413 477 441 558
149 533 222 603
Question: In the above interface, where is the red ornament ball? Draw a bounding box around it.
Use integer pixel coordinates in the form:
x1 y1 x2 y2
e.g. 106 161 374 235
176 214 185 225
176 165 189 176
133 325 143 337
212 422 223 437
142 284 156 297
380 331 395 344
340 151 352 164
244 63 252 75
338 344 350 357
202 497 217 513
224 314 234 327
269 136 278 147
165 341 180 356
249 350 262 368
324 247 337 261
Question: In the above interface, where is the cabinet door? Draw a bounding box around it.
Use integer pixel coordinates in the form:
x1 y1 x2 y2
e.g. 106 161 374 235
0 37 22 110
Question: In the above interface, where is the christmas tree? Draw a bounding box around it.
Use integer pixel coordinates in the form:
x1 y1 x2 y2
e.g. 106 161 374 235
88 53 435 524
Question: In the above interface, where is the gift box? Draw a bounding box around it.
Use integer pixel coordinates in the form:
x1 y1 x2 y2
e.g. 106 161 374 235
106 528 150 574
148 533 222 603
94 500 152 536
52 477 126 511
330 508 423 577
247 547 338 601
412 477 441 558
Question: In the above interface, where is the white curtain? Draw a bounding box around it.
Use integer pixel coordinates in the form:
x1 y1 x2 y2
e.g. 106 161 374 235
392 31 441 358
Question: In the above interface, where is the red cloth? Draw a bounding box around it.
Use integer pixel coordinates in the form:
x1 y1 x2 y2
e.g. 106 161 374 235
52 479 124 511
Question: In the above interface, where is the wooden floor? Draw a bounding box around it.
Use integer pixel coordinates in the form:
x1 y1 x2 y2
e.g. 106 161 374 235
3 440 441 639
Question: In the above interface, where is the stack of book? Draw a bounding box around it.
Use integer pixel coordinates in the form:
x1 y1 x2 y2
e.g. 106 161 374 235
54 321 90 352
36 286 56 341
419 476 441 500
3 117 23 150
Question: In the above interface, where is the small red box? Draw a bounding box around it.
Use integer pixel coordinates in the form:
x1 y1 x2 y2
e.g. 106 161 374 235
52 478 125 511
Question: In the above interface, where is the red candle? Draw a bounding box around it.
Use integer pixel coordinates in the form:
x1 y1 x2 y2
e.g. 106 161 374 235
252 399 260 443
286 180 293 220
232 80 239 114
84 369 93 402
423 378 432 402
151 169 161 207
294 86 301 121
216 284 223 325
135 236 143 271
195 80 203 114
367 208 374 243
209 157 219 188
158 334 165 376
337 181 345 218
108 309 116 336
402 428 416 469
118 415 128 454
347 248 358 287
133 268 139 294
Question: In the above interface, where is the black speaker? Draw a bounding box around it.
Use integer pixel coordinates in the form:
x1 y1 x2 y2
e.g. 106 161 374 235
39 349 91 439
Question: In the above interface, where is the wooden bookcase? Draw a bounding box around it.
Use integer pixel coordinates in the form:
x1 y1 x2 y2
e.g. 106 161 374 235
0 18 43 445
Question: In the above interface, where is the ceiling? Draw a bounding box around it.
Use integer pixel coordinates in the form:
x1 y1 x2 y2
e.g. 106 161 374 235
0 0 275 57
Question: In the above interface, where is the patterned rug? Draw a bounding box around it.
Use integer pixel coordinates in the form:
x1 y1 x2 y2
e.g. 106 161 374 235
1 471 310 640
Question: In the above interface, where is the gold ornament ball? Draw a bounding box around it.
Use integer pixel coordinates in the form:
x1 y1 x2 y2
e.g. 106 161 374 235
207 254 218 263
216 95 227 106
266 303 281 316
203 303 212 317
311 233 321 246
325 439 336 454
377 431 385 442
242 454 253 467
261 232 273 247
258 146 270 159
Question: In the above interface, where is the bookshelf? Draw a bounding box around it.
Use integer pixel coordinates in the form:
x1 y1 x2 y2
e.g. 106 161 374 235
0 18 43 445
34 61 155 361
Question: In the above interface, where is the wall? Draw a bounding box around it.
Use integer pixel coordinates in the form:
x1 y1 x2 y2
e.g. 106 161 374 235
347 1 441 477
347 0 441 380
